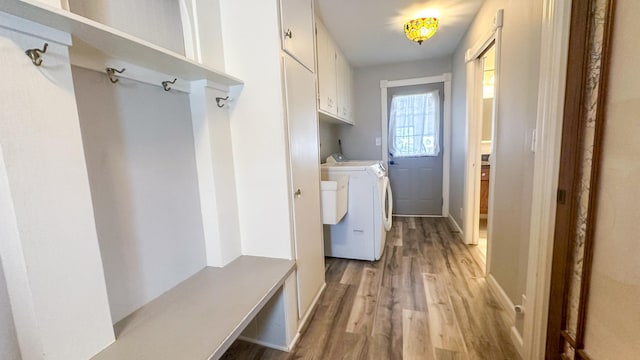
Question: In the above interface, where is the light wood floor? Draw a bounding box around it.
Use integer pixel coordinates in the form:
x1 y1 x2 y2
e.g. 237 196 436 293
221 217 519 360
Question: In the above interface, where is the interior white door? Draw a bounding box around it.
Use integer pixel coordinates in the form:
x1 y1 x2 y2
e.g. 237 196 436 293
280 0 315 70
387 83 445 215
283 55 325 320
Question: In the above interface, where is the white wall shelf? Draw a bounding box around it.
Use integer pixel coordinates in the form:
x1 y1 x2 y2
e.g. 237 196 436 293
0 0 243 87
92 256 296 360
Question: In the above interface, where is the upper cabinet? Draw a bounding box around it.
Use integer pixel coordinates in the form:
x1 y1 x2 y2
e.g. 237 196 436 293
336 49 353 121
316 19 354 125
316 20 337 116
280 0 315 70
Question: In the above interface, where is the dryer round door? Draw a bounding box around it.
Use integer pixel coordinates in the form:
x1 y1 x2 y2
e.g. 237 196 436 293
383 176 393 231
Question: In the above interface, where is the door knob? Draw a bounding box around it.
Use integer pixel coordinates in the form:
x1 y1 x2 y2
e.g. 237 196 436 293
294 189 302 198
285 29 293 39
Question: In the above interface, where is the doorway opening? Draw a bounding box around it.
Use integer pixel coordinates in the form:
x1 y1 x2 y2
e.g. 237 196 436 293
477 45 496 264
380 74 452 217
462 16 502 277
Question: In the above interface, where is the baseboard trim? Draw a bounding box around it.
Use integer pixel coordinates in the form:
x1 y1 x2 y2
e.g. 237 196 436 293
510 325 525 359
447 215 463 237
487 274 516 324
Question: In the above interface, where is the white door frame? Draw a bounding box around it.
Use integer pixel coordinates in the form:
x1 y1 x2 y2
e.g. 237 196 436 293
380 73 452 217
523 0 572 358
462 10 503 249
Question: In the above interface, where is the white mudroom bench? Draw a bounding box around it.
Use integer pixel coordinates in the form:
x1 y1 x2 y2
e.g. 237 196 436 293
91 256 296 360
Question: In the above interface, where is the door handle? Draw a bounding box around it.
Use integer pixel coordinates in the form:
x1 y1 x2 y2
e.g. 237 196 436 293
285 29 293 39
294 189 302 198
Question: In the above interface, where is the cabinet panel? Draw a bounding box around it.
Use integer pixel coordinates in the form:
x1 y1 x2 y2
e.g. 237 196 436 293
283 56 325 320
316 20 337 115
280 0 315 70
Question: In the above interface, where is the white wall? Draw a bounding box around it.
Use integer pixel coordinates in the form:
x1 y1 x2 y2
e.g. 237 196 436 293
0 259 21 360
450 0 542 310
339 57 452 160
72 67 207 323
319 121 341 162
219 0 294 259
585 0 640 357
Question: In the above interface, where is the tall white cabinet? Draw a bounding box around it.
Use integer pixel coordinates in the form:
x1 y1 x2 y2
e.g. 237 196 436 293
219 0 325 335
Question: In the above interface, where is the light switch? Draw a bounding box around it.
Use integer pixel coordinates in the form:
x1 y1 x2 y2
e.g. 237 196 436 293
375 137 381 146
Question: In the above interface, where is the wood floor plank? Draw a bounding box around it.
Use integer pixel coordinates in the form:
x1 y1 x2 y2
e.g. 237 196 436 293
423 273 468 358
381 245 403 289
324 332 369 360
399 256 428 312
402 309 434 360
402 218 421 258
371 285 403 359
292 283 350 359
435 347 462 360
346 267 380 334
340 261 365 285
325 258 349 283
388 218 404 247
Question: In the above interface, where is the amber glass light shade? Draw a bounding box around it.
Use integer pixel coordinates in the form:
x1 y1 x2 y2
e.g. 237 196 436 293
404 17 439 45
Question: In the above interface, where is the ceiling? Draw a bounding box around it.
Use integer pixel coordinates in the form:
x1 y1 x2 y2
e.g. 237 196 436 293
315 0 485 67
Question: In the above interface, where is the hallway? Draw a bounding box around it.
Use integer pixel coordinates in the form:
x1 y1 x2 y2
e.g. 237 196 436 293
222 217 519 359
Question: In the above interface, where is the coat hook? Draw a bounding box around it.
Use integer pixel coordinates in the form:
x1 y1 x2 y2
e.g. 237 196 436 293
25 43 48 66
216 96 229 108
106 67 126 83
162 78 177 92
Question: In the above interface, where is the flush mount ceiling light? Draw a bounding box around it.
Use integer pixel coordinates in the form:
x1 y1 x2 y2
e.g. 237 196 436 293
404 17 439 45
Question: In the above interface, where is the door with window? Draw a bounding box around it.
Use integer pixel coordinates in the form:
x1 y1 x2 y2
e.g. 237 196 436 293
387 83 444 215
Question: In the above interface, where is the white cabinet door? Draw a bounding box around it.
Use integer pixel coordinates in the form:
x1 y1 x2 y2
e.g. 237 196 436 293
280 0 315 70
347 64 355 123
283 55 325 320
335 50 349 121
315 20 337 115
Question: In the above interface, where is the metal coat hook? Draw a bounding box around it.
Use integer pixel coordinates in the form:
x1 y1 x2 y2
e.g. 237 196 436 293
216 96 229 108
25 43 48 66
162 78 177 92
106 67 126 83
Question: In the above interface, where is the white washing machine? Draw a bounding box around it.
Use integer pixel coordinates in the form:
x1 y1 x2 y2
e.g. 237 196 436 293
321 161 393 261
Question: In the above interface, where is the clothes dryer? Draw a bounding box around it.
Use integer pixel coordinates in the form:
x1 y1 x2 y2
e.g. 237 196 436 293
321 161 392 261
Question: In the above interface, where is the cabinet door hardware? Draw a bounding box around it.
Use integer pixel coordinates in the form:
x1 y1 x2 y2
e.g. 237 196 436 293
162 78 177 92
106 67 126 83
285 29 293 39
294 189 302 198
25 43 48 66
